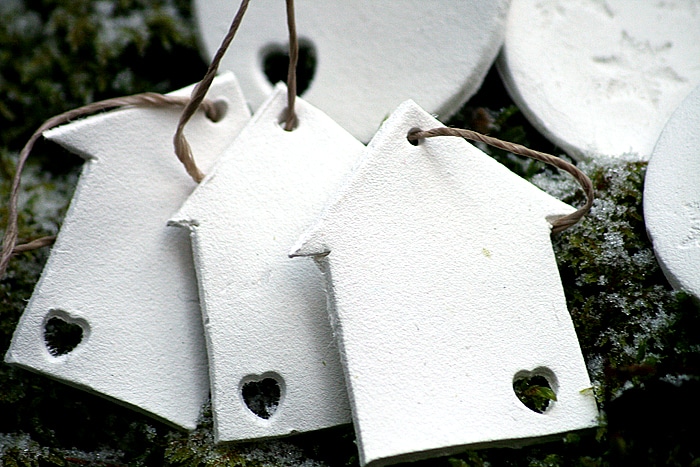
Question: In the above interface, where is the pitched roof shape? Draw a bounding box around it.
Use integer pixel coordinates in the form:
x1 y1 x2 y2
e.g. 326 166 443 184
5 73 251 429
292 100 599 467
170 84 361 442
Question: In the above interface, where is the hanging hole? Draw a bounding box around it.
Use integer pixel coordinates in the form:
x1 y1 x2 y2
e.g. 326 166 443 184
278 108 299 131
204 99 228 123
513 368 557 414
43 311 88 357
262 39 317 96
241 373 283 419
407 128 423 146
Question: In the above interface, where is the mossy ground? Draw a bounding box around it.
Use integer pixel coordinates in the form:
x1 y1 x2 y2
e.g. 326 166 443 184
2 2 699 466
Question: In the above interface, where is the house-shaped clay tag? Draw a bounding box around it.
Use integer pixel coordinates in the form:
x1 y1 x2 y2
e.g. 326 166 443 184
5 73 251 430
291 100 599 466
169 83 359 442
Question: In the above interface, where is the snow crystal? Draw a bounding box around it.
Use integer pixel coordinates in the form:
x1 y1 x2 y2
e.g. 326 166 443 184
242 441 329 467
0 433 47 458
660 374 696 387
60 447 125 465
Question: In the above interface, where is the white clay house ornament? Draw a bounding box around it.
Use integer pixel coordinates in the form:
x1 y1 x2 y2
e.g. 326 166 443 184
5 74 251 430
1 2 607 463
292 100 599 467
170 84 360 442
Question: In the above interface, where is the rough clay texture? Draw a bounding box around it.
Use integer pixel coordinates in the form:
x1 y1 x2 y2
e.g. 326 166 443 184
4 74 251 430
498 0 700 160
170 84 359 442
644 84 700 301
193 0 511 142
292 101 599 467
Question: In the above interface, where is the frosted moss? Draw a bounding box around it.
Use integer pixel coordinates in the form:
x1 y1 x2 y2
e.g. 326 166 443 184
2 2 699 466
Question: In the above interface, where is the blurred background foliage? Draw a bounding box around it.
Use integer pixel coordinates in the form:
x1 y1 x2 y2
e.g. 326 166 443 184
1 1 699 466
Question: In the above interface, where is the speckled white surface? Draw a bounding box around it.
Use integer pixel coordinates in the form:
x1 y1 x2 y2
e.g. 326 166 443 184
498 0 700 160
292 100 599 467
4 74 251 430
644 84 700 301
170 84 359 442
193 0 511 142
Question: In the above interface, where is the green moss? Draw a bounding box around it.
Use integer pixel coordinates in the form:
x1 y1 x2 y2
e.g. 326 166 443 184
538 160 700 396
513 376 557 414
2 1 700 466
0 0 206 153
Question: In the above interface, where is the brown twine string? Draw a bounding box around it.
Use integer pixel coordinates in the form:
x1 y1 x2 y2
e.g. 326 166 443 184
173 0 250 183
11 236 57 254
0 93 220 279
407 127 594 234
284 0 299 131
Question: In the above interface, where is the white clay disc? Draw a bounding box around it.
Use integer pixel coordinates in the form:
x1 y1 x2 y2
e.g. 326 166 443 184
498 0 700 160
644 84 700 300
194 0 511 142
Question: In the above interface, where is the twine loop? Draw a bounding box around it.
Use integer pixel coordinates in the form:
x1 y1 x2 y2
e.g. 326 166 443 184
174 0 299 177
407 127 594 234
0 0 296 278
173 0 251 183
284 0 299 131
0 93 221 278
1 0 590 280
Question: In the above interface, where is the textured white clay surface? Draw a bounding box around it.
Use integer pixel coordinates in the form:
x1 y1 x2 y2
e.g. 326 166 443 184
292 101 599 467
194 0 511 142
4 74 251 430
644 85 700 300
498 0 700 160
170 84 358 442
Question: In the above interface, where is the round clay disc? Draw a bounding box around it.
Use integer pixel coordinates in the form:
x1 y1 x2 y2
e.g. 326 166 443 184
194 1 510 142
644 84 700 299
498 0 700 160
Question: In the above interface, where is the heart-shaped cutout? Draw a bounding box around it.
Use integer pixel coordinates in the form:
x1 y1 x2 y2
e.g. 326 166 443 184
262 40 317 96
513 368 557 414
241 374 283 419
43 311 89 357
